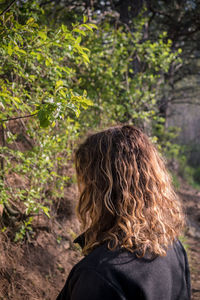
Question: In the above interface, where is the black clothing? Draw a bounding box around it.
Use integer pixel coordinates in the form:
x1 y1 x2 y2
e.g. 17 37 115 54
56 237 191 300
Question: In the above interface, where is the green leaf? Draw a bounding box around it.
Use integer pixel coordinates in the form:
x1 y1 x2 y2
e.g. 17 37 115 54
13 97 21 103
88 23 98 29
83 15 88 23
82 52 90 64
7 43 13 56
37 53 43 61
26 17 35 25
59 90 66 98
82 24 93 32
82 98 93 106
42 206 50 218
73 28 86 36
55 80 64 89
45 58 53 66
61 24 67 32
14 46 26 55
37 110 50 127
38 31 47 41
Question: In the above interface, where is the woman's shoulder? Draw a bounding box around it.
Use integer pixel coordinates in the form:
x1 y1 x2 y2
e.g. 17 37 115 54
72 239 188 275
59 240 190 300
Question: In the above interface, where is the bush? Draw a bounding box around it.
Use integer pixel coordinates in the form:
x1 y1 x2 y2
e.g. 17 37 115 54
193 167 200 184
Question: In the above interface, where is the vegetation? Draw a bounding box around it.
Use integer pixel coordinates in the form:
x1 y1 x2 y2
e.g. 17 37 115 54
0 0 200 242
0 1 94 238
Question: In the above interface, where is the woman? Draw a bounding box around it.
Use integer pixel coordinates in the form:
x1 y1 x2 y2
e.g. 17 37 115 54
57 125 191 300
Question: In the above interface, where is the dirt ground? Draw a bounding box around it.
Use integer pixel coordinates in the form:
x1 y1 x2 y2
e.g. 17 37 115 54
178 183 200 300
0 180 200 300
0 185 82 300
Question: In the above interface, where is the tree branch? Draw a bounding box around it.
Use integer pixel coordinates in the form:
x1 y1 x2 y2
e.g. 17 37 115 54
0 0 17 16
0 113 37 123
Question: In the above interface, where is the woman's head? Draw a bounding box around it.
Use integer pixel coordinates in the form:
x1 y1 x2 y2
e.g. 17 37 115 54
75 125 184 256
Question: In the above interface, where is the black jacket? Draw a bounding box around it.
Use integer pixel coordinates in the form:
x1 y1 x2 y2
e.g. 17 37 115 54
56 237 191 300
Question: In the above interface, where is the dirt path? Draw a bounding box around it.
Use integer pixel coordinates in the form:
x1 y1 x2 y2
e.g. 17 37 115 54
178 185 200 300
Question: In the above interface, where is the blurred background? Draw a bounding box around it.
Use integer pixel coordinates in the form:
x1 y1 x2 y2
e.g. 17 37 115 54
0 0 200 299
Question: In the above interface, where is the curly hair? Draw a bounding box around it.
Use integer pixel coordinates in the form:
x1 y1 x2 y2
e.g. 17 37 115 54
75 125 184 257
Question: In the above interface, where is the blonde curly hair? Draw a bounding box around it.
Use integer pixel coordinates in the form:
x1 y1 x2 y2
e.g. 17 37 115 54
75 125 184 257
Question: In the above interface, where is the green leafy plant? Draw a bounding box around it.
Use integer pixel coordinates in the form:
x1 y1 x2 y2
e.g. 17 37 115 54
74 14 181 129
0 1 183 242
0 1 96 240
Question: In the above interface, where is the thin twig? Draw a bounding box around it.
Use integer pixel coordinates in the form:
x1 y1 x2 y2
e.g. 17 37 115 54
0 124 5 180
0 113 37 123
0 0 17 16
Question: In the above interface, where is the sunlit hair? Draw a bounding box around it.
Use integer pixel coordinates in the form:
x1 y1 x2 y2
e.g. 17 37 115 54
75 125 184 257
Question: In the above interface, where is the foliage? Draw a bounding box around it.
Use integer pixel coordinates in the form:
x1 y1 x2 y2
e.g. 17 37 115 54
170 172 180 190
0 1 95 239
0 1 183 241
0 4 93 126
193 167 200 184
177 151 200 190
74 15 181 128
181 165 200 190
152 122 181 157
